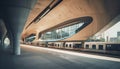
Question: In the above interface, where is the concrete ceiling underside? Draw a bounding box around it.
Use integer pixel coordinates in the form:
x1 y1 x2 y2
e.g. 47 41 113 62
22 0 120 41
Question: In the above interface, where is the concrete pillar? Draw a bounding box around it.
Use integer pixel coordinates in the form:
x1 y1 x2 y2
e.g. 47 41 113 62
7 30 13 51
0 19 7 51
0 38 4 51
35 32 39 40
0 0 37 55
24 38 26 44
1 38 4 50
12 34 21 55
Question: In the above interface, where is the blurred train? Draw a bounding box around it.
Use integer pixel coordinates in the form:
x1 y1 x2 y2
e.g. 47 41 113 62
23 40 83 49
83 42 120 55
47 42 83 49
84 42 120 51
23 41 120 51
22 41 120 54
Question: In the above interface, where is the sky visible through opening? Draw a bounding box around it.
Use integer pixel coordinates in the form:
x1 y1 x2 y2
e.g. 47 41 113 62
104 21 120 40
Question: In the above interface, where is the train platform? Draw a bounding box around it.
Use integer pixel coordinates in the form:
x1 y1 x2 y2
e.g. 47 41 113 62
0 44 120 69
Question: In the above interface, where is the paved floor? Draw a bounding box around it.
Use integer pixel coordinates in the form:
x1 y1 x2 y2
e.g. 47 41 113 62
0 44 120 69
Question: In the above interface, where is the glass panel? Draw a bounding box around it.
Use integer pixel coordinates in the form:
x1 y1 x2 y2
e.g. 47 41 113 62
92 45 96 49
40 22 85 41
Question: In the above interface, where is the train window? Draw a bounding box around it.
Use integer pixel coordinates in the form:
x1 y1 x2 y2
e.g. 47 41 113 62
66 44 68 47
106 45 112 50
107 45 111 47
86 44 89 49
40 17 93 41
92 45 96 49
69 44 72 48
99 45 103 50
75 44 81 48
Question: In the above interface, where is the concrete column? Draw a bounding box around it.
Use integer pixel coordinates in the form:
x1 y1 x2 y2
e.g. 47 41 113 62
12 34 21 55
0 38 3 51
0 35 7 51
0 19 7 51
35 32 39 40
1 38 4 50
24 38 26 44
1 0 37 55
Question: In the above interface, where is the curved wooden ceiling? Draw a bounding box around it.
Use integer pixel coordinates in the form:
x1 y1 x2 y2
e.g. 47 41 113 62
22 0 120 40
